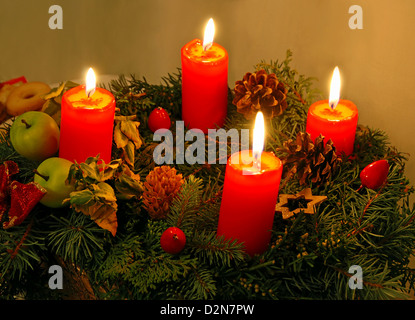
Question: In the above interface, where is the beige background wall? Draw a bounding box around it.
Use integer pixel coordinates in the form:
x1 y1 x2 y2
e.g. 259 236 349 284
2 0 415 191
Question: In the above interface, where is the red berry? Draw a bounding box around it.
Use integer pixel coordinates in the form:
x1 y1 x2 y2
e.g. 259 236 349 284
160 227 186 254
360 160 389 190
148 107 171 133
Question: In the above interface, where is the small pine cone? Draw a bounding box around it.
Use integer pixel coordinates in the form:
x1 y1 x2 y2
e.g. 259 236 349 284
233 69 288 120
142 166 184 220
278 132 341 186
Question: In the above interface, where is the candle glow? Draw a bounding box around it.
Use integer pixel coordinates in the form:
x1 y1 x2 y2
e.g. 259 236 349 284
329 66 340 110
203 18 215 51
306 66 358 155
59 68 116 164
85 67 96 98
252 111 264 170
181 18 228 133
217 110 283 256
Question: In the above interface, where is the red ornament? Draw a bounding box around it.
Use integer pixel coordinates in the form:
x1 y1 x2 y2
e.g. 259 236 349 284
3 181 46 229
0 161 46 229
148 107 171 133
360 160 389 190
0 161 20 218
160 227 186 254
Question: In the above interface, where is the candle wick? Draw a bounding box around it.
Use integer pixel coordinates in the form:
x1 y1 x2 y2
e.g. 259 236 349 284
86 88 95 98
253 152 262 171
203 43 212 51
330 101 338 110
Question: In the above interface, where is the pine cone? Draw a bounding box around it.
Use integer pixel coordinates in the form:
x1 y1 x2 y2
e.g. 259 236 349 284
278 132 341 186
233 69 288 120
142 166 184 220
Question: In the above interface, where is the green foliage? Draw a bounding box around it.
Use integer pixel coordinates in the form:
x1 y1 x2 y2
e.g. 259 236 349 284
0 218 42 280
0 50 415 300
45 213 107 265
167 175 204 229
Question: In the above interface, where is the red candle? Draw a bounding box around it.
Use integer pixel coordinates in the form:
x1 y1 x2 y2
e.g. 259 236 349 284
306 67 358 155
217 112 283 256
59 68 115 164
181 18 228 133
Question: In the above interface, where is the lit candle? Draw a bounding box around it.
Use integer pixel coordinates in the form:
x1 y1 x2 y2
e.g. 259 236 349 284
217 112 283 256
59 68 115 164
306 67 358 155
181 18 228 133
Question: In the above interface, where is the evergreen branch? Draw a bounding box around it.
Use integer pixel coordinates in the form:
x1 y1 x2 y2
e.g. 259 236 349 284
6 219 33 260
183 267 216 300
46 213 106 264
189 231 246 267
123 254 198 296
359 189 383 224
0 216 44 280
167 175 203 229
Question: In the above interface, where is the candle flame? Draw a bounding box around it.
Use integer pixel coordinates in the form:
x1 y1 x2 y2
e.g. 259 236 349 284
253 111 265 170
203 18 215 51
329 66 340 110
85 67 96 97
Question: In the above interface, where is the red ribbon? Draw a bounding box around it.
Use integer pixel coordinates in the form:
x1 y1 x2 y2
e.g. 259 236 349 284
0 161 46 229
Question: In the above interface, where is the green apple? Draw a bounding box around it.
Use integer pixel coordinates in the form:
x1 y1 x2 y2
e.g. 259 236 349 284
10 111 60 162
34 157 74 208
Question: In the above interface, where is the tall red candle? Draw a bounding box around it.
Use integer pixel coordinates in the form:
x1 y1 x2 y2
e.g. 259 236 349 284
59 69 115 164
306 67 358 155
217 112 283 256
181 19 228 133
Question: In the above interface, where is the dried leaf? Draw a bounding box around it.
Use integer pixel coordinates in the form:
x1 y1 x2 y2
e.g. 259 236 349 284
120 120 142 149
66 188 94 206
121 163 141 181
94 182 117 200
99 159 122 181
88 203 118 237
115 169 144 200
79 160 101 182
69 182 118 236
41 81 66 100
114 115 137 122
113 122 129 149
66 163 81 187
42 99 60 116
113 115 143 165
124 141 135 166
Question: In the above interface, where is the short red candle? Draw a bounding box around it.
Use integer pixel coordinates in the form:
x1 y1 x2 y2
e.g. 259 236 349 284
181 38 228 133
306 99 358 155
59 85 115 164
217 150 283 256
